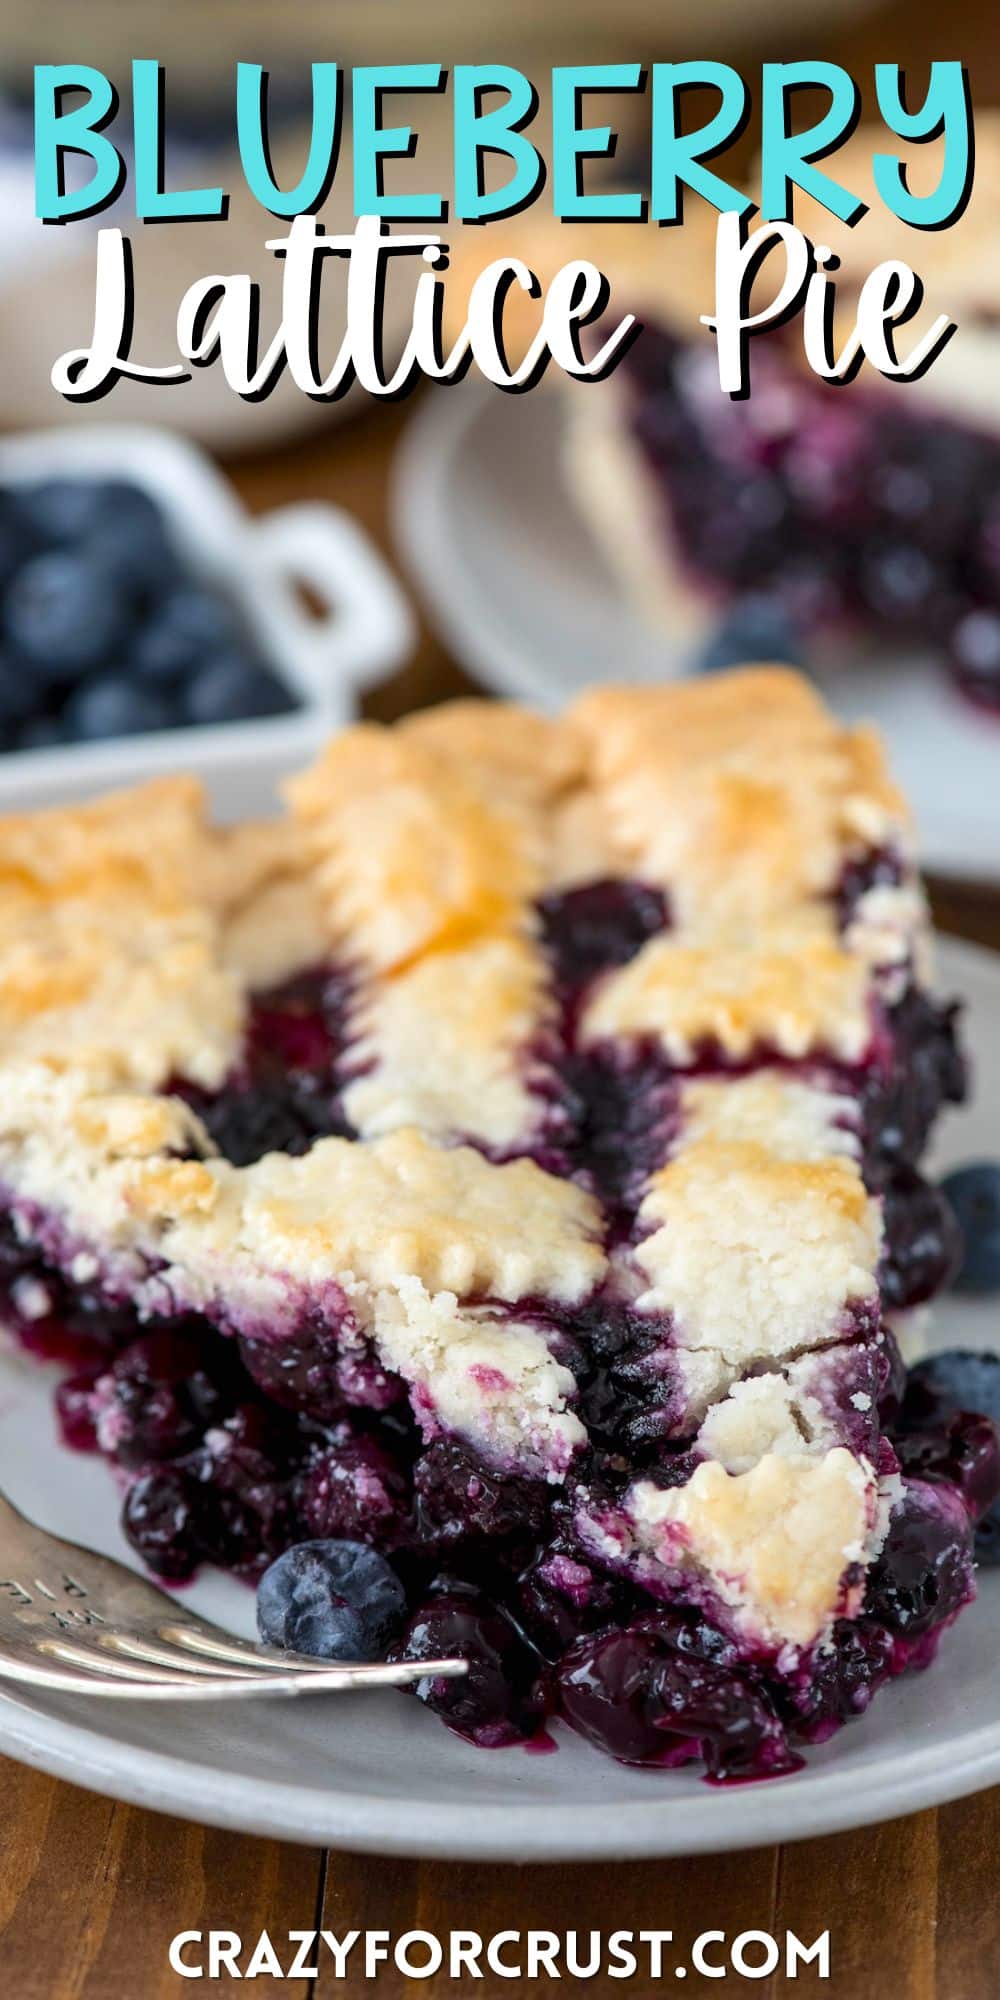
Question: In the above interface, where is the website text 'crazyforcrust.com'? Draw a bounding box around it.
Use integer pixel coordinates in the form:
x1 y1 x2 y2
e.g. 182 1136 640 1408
167 1927 832 1981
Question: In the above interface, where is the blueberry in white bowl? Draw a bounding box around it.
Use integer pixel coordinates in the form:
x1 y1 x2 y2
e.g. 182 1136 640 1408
257 1540 407 1662
0 473 297 751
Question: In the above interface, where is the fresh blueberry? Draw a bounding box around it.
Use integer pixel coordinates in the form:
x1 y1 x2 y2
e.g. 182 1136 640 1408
14 477 106 548
16 714 70 751
906 1349 1000 1428
0 651 38 730
65 674 175 742
879 1167 963 1308
256 1539 406 1661
4 551 128 681
134 587 239 683
949 607 1000 710
698 593 800 673
183 657 294 728
939 1164 1000 1295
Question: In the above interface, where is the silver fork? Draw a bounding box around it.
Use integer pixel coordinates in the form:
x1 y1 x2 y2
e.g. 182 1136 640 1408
0 1490 466 1702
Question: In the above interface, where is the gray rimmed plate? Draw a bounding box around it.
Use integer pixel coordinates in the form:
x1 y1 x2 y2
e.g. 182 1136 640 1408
0 935 996 1860
393 385 1000 885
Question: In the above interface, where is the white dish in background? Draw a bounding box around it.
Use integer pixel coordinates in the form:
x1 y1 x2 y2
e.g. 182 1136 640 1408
0 425 415 821
0 932 996 1859
394 385 1000 884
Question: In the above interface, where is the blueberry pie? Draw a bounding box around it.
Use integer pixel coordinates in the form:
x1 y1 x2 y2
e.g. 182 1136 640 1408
564 119 1000 708
0 668 990 1777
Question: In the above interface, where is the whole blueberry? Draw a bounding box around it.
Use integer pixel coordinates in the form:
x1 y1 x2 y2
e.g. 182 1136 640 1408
183 657 294 728
4 551 131 680
974 1503 1000 1569
556 1614 795 1777
86 512 178 605
949 608 1000 707
65 674 174 742
14 477 107 548
698 593 800 673
16 714 70 751
906 1349 1000 1428
0 651 38 730
106 1329 226 1466
880 1167 963 1308
134 587 239 683
940 1164 1000 1295
257 1539 406 1661
860 542 936 626
0 500 33 589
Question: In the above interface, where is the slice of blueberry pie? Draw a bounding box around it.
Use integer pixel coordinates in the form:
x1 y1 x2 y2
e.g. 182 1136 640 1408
0 668 988 1778
564 119 1000 708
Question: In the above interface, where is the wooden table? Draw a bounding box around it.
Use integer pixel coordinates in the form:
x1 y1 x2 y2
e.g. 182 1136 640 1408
7 0 1000 1943
0 399 997 2000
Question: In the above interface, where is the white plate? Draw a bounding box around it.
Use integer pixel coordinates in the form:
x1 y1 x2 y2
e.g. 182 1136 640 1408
0 933 997 1857
394 387 1000 884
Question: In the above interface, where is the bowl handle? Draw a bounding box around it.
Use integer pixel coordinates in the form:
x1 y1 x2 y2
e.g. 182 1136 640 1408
249 502 416 693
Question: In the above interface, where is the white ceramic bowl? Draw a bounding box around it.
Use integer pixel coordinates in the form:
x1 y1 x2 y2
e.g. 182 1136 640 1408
0 424 415 819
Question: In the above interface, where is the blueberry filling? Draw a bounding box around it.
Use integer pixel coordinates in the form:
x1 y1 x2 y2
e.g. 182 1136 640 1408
178 969 356 1168
623 324 1000 709
10 1251 992 1771
555 1614 800 1779
864 1483 975 1639
389 1581 545 1748
538 879 669 993
1 878 984 1780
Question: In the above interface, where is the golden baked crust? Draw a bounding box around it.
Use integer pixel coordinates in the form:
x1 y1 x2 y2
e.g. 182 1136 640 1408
0 670 933 1632
580 912 874 1062
569 670 910 925
343 931 557 1150
285 721 543 972
632 1140 880 1366
621 1450 883 1649
0 779 244 1090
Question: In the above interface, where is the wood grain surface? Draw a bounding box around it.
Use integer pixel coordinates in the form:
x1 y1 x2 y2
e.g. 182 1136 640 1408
3 0 1000 1982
